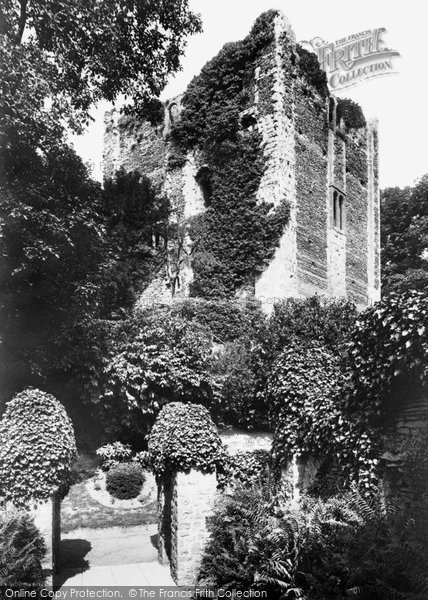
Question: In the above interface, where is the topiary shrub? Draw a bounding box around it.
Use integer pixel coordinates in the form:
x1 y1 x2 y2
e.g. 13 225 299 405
105 462 145 500
147 402 225 476
0 511 46 588
96 442 133 471
0 388 77 508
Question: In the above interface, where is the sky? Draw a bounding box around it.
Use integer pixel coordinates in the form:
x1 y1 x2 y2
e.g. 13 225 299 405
72 0 428 189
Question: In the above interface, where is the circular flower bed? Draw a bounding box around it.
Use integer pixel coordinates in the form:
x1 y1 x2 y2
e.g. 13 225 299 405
105 462 145 500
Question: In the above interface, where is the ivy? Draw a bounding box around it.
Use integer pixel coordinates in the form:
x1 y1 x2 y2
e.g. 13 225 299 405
170 11 290 297
147 402 225 476
169 298 264 343
268 343 380 492
296 44 329 98
336 98 366 130
348 290 428 424
0 388 77 508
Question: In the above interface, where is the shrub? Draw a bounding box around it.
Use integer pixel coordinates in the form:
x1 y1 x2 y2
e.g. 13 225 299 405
0 388 77 508
96 442 133 471
147 402 225 476
105 462 145 500
199 483 428 599
0 511 46 588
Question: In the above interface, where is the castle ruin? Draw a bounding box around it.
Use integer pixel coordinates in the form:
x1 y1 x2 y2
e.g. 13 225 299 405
103 11 381 313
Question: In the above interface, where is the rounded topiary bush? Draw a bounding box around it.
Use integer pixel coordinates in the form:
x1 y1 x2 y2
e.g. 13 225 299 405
0 388 77 508
147 402 225 476
105 462 145 500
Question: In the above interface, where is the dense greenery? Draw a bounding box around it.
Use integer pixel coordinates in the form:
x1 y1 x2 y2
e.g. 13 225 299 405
296 44 329 98
147 402 225 476
96 442 133 471
96 311 214 441
218 449 272 489
0 388 77 507
0 0 201 148
171 10 290 296
105 462 145 500
381 175 428 294
0 512 46 588
336 98 366 130
348 290 428 425
199 483 428 599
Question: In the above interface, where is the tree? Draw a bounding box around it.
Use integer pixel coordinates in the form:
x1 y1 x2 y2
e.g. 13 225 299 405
96 310 214 442
101 168 170 315
0 143 105 405
381 175 428 294
0 0 202 147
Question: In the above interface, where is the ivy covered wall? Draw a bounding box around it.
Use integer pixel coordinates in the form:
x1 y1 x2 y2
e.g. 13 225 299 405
102 9 380 310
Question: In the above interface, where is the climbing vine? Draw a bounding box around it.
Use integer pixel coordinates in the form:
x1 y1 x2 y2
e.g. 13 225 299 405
170 10 290 297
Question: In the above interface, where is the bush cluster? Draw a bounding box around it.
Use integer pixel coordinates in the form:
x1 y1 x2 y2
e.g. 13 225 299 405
0 511 46 588
198 483 428 599
147 402 225 476
0 388 77 508
96 442 133 471
105 462 145 500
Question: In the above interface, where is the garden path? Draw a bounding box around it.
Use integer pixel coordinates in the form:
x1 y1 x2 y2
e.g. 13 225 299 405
58 525 175 586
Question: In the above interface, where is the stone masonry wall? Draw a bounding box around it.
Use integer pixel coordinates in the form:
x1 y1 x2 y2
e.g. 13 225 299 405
103 10 380 312
169 470 217 585
254 13 298 310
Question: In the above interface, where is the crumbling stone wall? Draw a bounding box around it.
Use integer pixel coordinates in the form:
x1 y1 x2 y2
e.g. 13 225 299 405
103 10 380 311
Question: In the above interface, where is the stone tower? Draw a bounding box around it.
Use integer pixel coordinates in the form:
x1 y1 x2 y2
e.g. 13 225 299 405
103 10 380 313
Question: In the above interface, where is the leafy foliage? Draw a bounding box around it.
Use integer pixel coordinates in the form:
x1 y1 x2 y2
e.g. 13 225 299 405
96 442 133 471
96 311 214 440
268 343 348 461
218 450 272 489
147 402 225 476
0 388 77 508
171 10 290 296
0 144 105 405
381 175 428 294
336 98 366 130
296 44 329 98
105 462 145 500
101 168 170 315
169 298 264 344
348 290 428 425
0 0 201 147
0 511 46 588
199 483 428 600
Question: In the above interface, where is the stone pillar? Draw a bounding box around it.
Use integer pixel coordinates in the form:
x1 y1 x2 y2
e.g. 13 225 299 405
169 470 217 585
31 493 61 586
157 475 173 565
